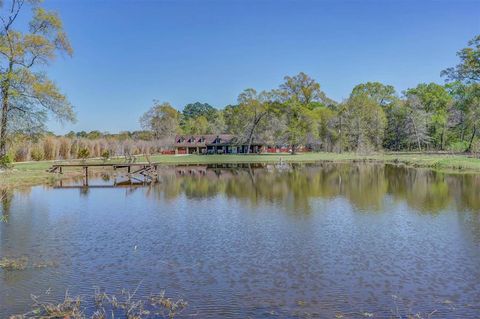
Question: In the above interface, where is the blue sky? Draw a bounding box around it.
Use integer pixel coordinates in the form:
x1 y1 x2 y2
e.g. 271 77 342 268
42 0 479 134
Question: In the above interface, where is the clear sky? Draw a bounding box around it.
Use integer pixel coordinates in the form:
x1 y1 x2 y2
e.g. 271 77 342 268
42 0 480 134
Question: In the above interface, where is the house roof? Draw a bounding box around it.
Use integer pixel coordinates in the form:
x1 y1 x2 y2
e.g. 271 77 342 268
174 134 235 147
174 134 264 147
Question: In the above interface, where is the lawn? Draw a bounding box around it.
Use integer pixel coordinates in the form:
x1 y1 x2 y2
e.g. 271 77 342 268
2 152 480 188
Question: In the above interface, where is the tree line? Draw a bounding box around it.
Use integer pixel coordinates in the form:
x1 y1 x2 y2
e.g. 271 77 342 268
0 0 478 164
141 35 480 154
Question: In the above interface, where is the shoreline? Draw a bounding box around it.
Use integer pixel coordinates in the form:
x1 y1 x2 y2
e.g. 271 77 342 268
2 152 480 189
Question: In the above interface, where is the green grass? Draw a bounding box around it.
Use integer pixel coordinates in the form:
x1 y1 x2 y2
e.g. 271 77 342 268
2 152 480 188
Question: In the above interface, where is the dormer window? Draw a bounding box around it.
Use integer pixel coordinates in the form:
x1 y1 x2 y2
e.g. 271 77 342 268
188 136 195 143
198 137 205 143
178 137 185 143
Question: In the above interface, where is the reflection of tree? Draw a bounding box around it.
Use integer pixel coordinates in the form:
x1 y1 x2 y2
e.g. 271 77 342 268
386 166 451 213
0 188 13 222
147 163 480 214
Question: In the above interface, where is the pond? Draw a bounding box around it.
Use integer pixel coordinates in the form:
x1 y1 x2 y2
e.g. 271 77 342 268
1 163 480 318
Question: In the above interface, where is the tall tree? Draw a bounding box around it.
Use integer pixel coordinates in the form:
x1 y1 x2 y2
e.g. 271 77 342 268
223 104 243 135
237 88 274 153
452 84 480 152
182 102 217 121
442 34 480 83
139 101 180 139
277 72 334 153
338 94 386 152
403 96 431 151
350 82 396 107
182 115 210 135
278 72 334 107
405 83 452 150
0 0 75 160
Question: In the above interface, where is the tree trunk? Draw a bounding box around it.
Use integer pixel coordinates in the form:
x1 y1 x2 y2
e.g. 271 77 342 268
246 114 265 154
466 125 476 153
291 144 296 155
409 112 421 151
246 129 254 154
440 123 446 151
0 97 8 158
0 62 13 158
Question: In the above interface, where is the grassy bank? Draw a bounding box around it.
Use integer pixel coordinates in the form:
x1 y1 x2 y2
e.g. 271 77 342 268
2 152 480 188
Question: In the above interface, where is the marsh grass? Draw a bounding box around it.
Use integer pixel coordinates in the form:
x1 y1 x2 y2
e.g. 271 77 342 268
0 256 58 271
0 257 29 271
11 287 188 319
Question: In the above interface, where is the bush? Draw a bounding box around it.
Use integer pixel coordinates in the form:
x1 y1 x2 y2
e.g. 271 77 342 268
58 138 71 160
101 150 110 161
43 137 56 160
30 145 45 161
14 144 29 162
448 141 469 153
77 148 90 160
0 154 13 168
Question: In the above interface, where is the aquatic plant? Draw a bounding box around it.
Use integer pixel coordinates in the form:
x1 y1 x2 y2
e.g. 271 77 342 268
0 257 28 271
10 287 188 319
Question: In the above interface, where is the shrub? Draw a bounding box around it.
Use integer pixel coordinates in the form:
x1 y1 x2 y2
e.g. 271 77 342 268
77 148 90 160
43 137 56 160
14 143 29 162
30 145 45 161
448 141 469 153
101 149 110 161
0 154 13 168
58 138 71 160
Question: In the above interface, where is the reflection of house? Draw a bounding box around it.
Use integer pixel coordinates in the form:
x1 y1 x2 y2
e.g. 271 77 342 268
174 135 265 154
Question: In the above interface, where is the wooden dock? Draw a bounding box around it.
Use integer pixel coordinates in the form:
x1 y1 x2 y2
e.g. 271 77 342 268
47 162 160 184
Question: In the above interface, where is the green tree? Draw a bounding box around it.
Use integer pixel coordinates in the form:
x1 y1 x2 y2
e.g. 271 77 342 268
278 72 334 107
237 88 274 153
182 102 217 121
338 94 386 152
383 99 409 151
442 34 480 83
281 99 317 153
0 0 75 160
139 101 180 139
182 115 210 135
350 82 396 107
277 72 334 153
223 104 243 135
455 84 480 151
405 83 452 150
403 96 431 151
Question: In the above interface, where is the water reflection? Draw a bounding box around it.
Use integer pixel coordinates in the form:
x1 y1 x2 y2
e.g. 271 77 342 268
2 163 480 318
115 163 480 214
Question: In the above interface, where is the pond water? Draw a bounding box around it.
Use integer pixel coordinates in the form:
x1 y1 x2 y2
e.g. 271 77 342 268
1 163 480 318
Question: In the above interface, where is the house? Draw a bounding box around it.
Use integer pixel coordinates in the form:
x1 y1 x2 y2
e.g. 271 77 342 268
173 134 265 154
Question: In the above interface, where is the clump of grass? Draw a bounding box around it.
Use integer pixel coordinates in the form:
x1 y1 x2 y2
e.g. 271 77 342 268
94 287 188 319
0 256 58 271
0 256 28 271
10 292 84 319
11 287 188 319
